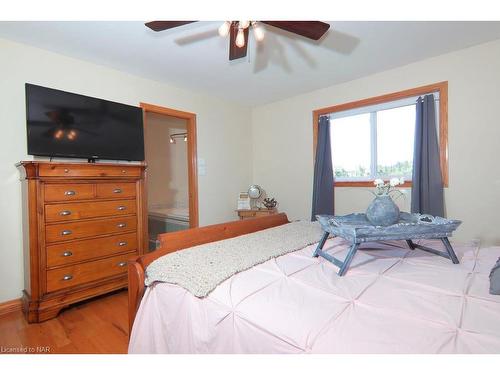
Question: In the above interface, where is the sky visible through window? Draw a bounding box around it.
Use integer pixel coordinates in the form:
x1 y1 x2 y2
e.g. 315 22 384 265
330 104 416 180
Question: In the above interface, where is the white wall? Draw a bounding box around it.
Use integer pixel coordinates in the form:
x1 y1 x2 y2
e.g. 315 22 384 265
0 38 252 302
145 113 188 210
252 39 500 246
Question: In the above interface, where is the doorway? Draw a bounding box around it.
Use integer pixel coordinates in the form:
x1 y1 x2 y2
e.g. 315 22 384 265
141 103 198 251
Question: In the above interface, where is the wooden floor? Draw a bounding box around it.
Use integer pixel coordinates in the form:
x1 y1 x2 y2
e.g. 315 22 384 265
0 290 129 354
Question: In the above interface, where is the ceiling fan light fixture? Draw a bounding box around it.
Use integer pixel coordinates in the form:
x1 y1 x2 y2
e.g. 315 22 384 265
235 28 246 48
218 21 231 37
253 23 265 42
238 21 250 29
145 21 330 61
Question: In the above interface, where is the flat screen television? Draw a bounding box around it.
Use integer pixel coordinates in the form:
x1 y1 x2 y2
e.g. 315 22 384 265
25 83 145 161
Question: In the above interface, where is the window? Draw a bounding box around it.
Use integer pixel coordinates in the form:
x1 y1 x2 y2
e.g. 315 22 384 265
313 82 448 187
330 97 432 181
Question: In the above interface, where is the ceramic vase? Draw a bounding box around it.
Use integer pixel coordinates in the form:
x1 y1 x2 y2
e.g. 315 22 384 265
366 194 400 226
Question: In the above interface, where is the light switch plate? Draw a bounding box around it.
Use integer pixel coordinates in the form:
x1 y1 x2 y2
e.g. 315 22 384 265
198 158 206 176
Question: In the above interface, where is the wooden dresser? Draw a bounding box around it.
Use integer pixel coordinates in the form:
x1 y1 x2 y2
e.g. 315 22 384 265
18 161 146 323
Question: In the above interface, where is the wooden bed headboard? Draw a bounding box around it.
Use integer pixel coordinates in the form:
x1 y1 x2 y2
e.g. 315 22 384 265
127 213 290 335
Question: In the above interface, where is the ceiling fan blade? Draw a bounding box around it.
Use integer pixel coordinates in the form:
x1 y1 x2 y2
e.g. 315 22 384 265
261 21 330 40
229 23 249 61
145 21 197 32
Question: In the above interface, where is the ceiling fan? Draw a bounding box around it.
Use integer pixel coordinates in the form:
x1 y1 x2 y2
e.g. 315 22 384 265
145 21 330 61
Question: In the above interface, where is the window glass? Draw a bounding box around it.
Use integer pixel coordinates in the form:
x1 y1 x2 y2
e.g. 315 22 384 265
330 113 371 179
328 98 432 181
376 105 415 178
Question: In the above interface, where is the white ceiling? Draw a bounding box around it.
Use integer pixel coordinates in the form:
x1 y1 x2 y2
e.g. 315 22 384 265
1 21 500 106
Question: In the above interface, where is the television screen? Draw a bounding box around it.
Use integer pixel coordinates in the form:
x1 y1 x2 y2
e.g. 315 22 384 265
25 84 145 161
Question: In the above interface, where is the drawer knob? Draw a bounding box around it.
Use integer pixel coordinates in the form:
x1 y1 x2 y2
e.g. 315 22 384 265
60 210 72 216
121 170 126 174
61 230 72 236
64 190 76 196
117 223 126 228
118 241 127 246
62 275 73 281
117 261 127 267
64 169 70 173
62 251 73 257
113 188 123 194
117 206 126 211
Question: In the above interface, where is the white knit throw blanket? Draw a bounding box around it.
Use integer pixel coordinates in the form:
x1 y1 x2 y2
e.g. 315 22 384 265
145 220 323 297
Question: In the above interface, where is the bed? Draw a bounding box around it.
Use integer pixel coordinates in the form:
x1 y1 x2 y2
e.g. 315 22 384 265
127 213 500 354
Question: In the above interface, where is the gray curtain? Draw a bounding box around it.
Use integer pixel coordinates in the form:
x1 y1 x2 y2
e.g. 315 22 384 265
311 115 334 220
411 94 444 217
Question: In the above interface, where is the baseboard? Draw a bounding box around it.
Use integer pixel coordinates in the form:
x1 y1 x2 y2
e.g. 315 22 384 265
0 298 22 317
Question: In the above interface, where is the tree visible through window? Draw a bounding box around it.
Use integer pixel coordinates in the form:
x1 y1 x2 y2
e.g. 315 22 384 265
329 97 435 182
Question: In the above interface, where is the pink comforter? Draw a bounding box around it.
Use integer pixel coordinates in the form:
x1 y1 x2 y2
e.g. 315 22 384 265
129 238 500 353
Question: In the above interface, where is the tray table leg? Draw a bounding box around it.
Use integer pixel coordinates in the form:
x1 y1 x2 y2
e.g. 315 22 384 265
312 232 359 276
406 239 416 250
441 237 460 264
313 231 330 257
406 237 460 264
338 243 360 276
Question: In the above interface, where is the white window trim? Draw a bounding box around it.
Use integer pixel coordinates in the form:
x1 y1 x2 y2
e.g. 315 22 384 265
330 92 440 120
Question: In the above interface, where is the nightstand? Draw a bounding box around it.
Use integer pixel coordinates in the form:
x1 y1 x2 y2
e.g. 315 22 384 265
236 208 278 220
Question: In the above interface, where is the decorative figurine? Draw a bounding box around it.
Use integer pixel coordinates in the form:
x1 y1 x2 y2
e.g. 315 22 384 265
262 197 278 209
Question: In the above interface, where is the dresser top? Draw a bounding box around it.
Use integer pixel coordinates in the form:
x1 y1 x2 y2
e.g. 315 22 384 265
17 160 146 167
18 160 146 179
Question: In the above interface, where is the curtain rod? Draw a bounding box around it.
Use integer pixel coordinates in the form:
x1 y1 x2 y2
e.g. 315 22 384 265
322 95 440 120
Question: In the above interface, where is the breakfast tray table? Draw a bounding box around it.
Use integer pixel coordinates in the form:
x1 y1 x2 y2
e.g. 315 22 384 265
314 212 462 276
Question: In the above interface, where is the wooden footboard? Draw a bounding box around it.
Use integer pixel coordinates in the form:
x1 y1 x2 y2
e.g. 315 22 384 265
127 213 290 335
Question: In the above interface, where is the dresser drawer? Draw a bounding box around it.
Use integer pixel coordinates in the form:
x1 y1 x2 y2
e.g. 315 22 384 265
46 253 133 293
39 164 142 178
45 199 136 223
96 182 136 199
46 232 137 268
44 183 95 202
46 216 137 243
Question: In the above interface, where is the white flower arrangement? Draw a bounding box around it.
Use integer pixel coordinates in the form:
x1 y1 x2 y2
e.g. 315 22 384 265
373 177 405 196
